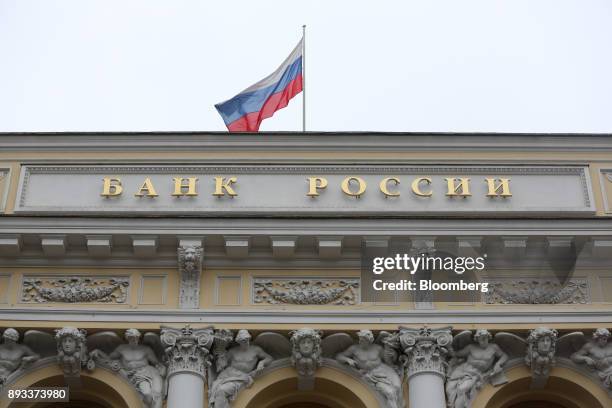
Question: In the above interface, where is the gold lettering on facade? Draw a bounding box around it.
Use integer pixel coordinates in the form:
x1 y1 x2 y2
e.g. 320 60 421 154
379 177 400 197
445 177 471 197
101 177 123 197
96 175 515 201
341 177 366 197
213 176 238 197
485 178 512 197
307 177 328 197
411 177 433 197
172 177 198 196
134 178 159 197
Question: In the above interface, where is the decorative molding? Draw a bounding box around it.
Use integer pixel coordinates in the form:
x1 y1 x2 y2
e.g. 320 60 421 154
1 217 611 237
253 278 359 305
215 276 242 306
0 274 11 304
16 164 596 176
21 276 129 304
138 275 167 305
2 133 612 154
1 308 612 325
483 278 590 304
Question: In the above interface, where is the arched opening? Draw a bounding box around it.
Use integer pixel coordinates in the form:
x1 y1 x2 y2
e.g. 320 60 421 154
232 366 383 408
277 404 330 408
27 375 131 408
0 364 143 408
507 402 567 408
472 365 609 408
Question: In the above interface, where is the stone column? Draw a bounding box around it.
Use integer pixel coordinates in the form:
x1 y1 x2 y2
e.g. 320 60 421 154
161 326 214 408
399 326 452 408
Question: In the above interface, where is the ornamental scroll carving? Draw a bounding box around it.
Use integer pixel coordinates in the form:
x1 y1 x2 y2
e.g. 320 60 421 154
22 277 129 303
253 278 359 305
483 278 589 304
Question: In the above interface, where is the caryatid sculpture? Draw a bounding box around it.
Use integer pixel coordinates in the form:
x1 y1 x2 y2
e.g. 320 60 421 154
571 328 612 388
55 327 89 378
525 327 558 388
335 329 404 408
209 329 273 408
90 329 166 408
446 329 509 408
290 328 322 390
0 328 40 385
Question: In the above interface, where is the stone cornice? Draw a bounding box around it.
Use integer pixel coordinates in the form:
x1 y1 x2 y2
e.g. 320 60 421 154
0 132 611 153
2 217 612 235
0 308 611 325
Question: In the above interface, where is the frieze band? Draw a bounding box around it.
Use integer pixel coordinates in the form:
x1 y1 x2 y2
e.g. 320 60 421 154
2 325 612 408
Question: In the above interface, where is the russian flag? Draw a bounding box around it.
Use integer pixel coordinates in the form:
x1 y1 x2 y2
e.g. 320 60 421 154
215 38 303 132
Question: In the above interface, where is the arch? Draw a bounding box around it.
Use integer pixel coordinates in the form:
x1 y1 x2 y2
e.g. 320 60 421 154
231 366 383 408
0 363 143 408
472 364 610 408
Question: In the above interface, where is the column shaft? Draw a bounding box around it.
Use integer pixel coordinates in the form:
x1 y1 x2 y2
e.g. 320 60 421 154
409 373 446 408
167 372 204 408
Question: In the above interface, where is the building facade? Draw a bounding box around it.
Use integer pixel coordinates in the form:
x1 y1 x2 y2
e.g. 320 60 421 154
0 132 611 408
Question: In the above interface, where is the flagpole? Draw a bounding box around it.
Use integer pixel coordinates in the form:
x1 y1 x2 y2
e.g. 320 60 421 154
302 24 306 132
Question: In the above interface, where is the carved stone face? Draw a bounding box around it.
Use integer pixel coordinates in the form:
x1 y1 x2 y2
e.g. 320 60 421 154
537 336 552 353
62 336 77 354
477 335 489 348
358 331 374 347
3 329 18 344
597 337 609 348
184 247 198 269
299 338 314 354
237 338 249 350
125 330 141 345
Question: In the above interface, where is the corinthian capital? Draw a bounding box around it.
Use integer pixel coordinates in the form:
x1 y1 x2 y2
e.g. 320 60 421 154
399 326 452 378
160 325 214 379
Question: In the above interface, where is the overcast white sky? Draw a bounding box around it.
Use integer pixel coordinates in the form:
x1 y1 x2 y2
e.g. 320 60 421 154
0 0 611 133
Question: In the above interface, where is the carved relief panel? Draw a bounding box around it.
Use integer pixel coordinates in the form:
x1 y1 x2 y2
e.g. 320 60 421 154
21 276 130 304
252 278 359 305
483 278 589 304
